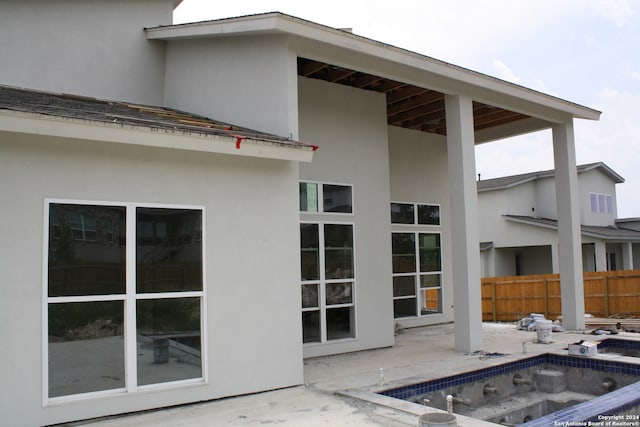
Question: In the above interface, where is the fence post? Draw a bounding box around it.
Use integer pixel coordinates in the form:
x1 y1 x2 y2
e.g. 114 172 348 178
491 281 497 322
544 277 549 318
604 275 610 318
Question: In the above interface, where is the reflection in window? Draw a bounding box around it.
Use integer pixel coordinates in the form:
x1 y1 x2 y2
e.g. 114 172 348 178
299 182 318 212
418 204 440 225
48 204 126 297
391 231 442 318
323 184 352 213
300 224 320 281
136 298 202 386
48 301 124 397
300 223 355 343
136 208 203 293
47 202 204 400
390 203 414 224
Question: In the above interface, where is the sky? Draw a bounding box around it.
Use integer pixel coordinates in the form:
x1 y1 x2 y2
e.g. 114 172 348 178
174 0 640 217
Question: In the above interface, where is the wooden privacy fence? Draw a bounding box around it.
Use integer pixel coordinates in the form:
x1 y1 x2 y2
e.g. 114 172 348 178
481 270 640 322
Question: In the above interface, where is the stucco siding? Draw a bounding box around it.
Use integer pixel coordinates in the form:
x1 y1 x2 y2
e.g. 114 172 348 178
297 77 394 357
0 0 171 105
164 35 298 139
0 132 303 426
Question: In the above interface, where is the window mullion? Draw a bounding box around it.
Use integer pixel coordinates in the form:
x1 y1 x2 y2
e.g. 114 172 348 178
125 204 137 393
319 224 327 343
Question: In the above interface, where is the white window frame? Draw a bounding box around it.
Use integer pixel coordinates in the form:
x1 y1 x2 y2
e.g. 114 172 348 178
301 220 357 344
300 181 354 216
391 231 444 320
589 192 614 215
390 201 441 226
42 198 207 405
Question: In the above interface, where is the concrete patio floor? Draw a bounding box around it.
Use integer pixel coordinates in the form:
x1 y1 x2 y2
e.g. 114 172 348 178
82 322 632 427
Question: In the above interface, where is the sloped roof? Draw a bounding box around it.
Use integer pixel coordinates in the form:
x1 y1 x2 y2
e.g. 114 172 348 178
146 12 601 143
504 215 640 241
477 162 625 192
0 85 316 152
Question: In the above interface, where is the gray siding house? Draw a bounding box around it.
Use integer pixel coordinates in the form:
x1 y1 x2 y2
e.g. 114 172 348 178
478 162 640 277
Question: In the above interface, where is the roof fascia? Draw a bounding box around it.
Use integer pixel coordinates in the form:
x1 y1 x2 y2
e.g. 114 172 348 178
147 13 601 123
0 110 313 162
503 215 640 241
580 162 625 183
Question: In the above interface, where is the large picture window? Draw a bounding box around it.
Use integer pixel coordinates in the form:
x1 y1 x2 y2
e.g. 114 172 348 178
391 232 442 318
300 223 355 343
46 201 205 401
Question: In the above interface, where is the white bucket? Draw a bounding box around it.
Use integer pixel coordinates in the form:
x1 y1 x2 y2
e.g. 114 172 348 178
536 319 553 343
418 413 458 427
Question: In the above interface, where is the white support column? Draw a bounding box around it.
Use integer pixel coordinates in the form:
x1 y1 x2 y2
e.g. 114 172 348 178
445 94 483 353
552 121 585 330
595 241 607 272
622 242 634 270
551 243 560 274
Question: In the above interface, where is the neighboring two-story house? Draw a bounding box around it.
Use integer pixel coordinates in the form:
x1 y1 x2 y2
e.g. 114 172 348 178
478 162 640 277
0 0 602 424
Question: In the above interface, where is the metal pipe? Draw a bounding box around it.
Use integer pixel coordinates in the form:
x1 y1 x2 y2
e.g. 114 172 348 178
446 394 453 413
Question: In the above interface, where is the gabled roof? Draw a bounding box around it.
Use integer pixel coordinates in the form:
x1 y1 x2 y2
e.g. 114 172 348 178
504 215 640 241
477 162 625 192
146 12 601 143
0 85 316 161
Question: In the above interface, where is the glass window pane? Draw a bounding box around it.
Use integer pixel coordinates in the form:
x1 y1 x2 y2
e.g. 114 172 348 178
300 223 320 281
598 194 606 213
299 182 318 212
420 274 441 288
418 204 440 225
393 298 417 318
392 233 416 273
136 208 203 293
324 224 354 279
302 284 319 308
323 184 352 213
136 298 202 386
326 307 354 340
393 276 416 297
326 282 352 305
48 204 126 297
390 203 414 224
302 311 320 343
48 301 124 397
590 193 598 213
420 288 441 314
419 233 441 272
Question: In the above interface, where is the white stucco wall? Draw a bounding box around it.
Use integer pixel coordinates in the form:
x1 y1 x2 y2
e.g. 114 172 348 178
387 126 454 328
297 77 395 358
0 0 171 105
164 35 299 139
0 132 303 426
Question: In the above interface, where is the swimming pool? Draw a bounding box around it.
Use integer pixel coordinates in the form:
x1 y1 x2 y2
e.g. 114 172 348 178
377 353 640 426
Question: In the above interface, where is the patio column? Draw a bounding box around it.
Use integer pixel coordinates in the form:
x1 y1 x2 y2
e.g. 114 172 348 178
622 242 634 270
552 121 585 330
551 243 559 273
595 241 607 271
445 94 483 353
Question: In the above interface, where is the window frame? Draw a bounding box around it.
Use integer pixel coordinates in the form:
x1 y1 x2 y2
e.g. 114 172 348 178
300 181 354 216
300 220 357 344
391 231 443 318
42 198 207 405
390 201 441 226
589 192 614 215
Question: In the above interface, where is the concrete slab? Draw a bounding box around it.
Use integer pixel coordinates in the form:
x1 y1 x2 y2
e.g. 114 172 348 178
81 323 636 427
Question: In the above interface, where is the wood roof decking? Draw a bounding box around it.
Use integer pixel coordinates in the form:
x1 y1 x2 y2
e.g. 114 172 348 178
298 57 530 136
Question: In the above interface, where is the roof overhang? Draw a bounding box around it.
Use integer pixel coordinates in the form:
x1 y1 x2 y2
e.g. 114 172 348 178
0 109 314 162
147 13 601 143
503 215 640 242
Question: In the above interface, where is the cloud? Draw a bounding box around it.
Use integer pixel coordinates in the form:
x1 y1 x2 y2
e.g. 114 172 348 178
592 0 636 27
491 60 522 85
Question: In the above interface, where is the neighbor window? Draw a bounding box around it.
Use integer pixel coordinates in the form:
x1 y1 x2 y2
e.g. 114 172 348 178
46 201 204 400
391 202 440 225
300 222 355 343
391 232 442 318
589 192 614 215
300 182 353 214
